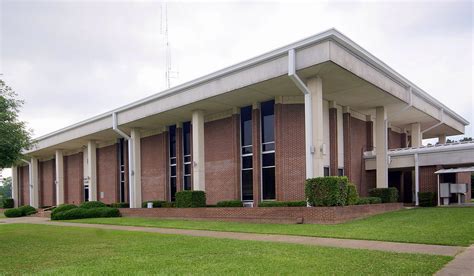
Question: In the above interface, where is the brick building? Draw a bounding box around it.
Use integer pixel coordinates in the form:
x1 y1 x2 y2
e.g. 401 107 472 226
11 29 473 208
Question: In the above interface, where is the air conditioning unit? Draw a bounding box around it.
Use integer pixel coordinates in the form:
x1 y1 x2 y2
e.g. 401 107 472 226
243 201 254 208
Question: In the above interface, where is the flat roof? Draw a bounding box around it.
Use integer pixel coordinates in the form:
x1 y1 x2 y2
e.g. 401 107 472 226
435 167 474 174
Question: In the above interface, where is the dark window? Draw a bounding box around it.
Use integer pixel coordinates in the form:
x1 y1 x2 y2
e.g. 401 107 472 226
183 122 192 190
169 125 177 201
241 106 253 201
261 100 275 200
117 138 126 202
84 185 89 202
338 168 344 176
324 167 330 177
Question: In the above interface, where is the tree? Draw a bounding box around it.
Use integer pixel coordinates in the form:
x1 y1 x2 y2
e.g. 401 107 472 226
0 177 12 198
0 79 33 168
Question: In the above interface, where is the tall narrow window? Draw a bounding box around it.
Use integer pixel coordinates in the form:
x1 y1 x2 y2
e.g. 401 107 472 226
183 122 192 190
261 100 275 200
169 125 177 201
117 138 126 202
241 106 253 201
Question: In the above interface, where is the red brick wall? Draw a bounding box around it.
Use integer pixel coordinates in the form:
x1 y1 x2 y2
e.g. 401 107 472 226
39 159 55 207
456 172 471 201
19 165 29 206
141 134 167 202
389 129 403 149
349 117 368 194
419 166 438 193
204 116 240 204
276 104 306 201
97 145 118 204
64 152 83 205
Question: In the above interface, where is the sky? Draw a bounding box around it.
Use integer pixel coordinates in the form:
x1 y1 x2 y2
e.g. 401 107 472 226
0 0 473 142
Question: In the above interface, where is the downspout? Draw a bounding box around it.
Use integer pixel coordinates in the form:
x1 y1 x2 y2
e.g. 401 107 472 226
21 158 33 206
112 112 135 208
414 153 419 206
288 48 314 179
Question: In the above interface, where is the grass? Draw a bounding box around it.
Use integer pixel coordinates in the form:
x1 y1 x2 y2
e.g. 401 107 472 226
0 223 450 275
0 212 4 218
68 207 474 246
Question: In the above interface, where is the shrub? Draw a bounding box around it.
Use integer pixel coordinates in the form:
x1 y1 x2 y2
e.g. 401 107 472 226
141 201 167 208
162 202 175 208
80 201 107 209
2 198 14 209
52 207 120 220
109 202 130 208
356 197 382 205
369 188 399 203
346 184 359 205
175 191 206 208
419 192 437 207
18 205 37 216
216 200 243 207
4 208 23 217
51 204 78 216
258 201 307 207
305 176 349 206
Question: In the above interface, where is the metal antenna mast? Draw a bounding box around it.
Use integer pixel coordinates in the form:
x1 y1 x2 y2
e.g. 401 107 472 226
162 3 177 89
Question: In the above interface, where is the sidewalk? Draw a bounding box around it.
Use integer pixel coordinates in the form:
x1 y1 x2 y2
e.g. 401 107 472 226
0 216 464 257
435 245 474 276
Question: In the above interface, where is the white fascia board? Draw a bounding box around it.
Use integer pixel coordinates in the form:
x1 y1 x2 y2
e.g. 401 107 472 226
29 28 469 154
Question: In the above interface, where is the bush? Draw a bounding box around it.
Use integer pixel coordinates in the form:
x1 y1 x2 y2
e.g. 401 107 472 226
369 188 399 203
162 202 175 208
346 184 359 205
2 198 14 209
80 201 107 209
356 197 382 205
109 202 130 208
4 208 23 217
18 205 37 216
305 176 349 206
258 201 307 207
419 192 437 207
52 207 120 220
141 200 167 208
216 200 243 207
51 204 78 216
175 191 206 208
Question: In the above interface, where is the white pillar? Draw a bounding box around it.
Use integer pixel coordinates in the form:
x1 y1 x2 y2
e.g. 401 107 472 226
30 157 39 208
410 123 422 147
130 128 142 208
376 106 388 188
307 76 324 177
11 166 19 207
55 150 65 205
87 141 97 201
192 110 206 190
438 134 446 144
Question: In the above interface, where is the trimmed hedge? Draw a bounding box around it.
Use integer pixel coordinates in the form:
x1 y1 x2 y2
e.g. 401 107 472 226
305 176 349 206
216 200 243 207
369 188 399 203
4 208 23 217
18 205 37 216
258 201 307 207
109 202 130 208
2 198 14 209
419 192 437 207
52 207 120 220
80 201 107 209
356 197 382 205
142 201 167 208
52 204 78 216
346 184 359 205
175 191 206 208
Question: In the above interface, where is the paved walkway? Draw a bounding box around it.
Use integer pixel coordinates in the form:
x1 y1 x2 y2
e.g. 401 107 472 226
435 245 474 276
0 216 464 257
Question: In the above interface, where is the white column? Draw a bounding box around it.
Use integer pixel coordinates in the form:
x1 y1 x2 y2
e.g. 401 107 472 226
438 134 446 145
11 166 19 207
55 150 65 205
192 110 206 190
130 128 142 208
410 123 422 147
376 106 388 188
307 76 324 177
87 141 97 201
30 157 39 208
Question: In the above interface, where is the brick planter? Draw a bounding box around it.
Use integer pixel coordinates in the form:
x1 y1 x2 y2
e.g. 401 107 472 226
119 203 403 224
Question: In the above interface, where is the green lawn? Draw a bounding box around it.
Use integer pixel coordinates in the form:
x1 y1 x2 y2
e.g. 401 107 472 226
0 224 450 275
68 207 474 246
0 212 4 218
